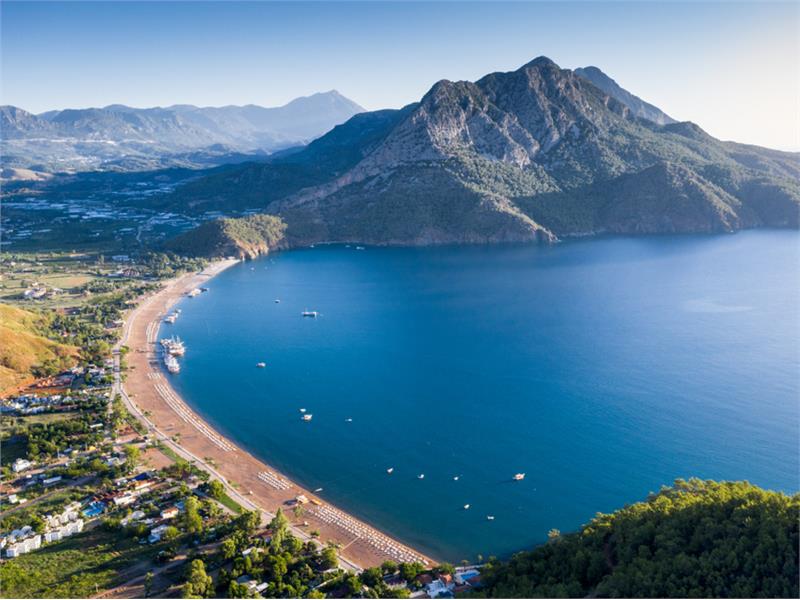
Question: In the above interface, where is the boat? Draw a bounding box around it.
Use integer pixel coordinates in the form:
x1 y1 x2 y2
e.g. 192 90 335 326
463 504 470 510
301 310 318 318
164 314 177 324
417 474 425 480
164 354 180 374
187 288 201 297
274 299 280 303
302 414 313 421
345 418 353 422
356 246 365 250
453 476 459 481
513 473 526 481
487 515 495 521
168 338 185 356
314 488 323 493
160 336 185 356
200 287 209 292
256 362 266 368
300 408 306 413
386 467 394 474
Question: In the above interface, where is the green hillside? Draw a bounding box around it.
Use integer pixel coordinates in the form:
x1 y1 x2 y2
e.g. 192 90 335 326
472 479 799 598
164 214 287 259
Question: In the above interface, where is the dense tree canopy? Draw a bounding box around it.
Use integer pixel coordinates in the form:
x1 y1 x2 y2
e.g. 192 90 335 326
472 480 799 598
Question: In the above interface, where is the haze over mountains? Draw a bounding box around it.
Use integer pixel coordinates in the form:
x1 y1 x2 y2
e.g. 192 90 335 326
166 57 799 252
0 91 364 175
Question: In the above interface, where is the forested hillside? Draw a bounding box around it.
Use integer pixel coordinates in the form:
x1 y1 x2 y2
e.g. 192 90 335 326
472 480 799 598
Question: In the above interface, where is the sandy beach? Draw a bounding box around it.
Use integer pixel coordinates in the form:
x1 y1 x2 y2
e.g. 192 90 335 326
116 258 434 570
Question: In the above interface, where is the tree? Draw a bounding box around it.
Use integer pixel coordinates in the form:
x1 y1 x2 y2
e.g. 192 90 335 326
381 560 398 575
399 562 423 582
343 574 362 597
163 525 179 541
221 538 237 560
182 559 213 598
360 567 383 588
320 546 338 570
183 496 203 534
269 508 288 550
207 479 225 500
144 572 154 598
236 510 260 535
124 444 140 468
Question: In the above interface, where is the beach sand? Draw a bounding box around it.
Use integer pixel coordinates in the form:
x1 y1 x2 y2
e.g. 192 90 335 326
118 259 434 569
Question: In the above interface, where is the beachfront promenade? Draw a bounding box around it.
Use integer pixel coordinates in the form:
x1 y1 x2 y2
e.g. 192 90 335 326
115 260 432 570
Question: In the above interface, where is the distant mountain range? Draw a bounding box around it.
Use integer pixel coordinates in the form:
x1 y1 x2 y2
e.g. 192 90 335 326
0 91 364 175
167 57 799 251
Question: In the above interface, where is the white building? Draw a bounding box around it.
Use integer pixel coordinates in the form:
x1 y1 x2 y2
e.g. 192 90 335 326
5 534 42 558
12 458 32 473
149 524 169 543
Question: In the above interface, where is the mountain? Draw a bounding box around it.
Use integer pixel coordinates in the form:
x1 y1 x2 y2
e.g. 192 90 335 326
166 56 799 250
0 91 364 174
574 66 676 125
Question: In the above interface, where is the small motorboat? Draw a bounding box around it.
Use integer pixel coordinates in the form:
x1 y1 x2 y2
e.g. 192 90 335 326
345 418 353 422
256 362 266 368
302 414 313 421
314 487 323 493
302 310 318 318
300 408 306 413
356 246 365 250
513 473 526 481
453 476 459 481
487 515 495 521
274 299 280 303
418 474 425 480
387 467 394 474
463 504 470 510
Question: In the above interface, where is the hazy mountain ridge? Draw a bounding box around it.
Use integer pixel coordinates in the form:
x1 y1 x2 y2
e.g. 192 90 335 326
0 91 364 175
574 66 676 126
167 57 798 248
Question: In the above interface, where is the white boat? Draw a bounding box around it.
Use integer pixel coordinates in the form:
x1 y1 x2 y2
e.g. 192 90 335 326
453 476 459 481
513 473 526 481
387 467 394 474
314 488 323 493
418 474 425 480
487 515 495 521
164 314 177 324
345 418 353 422
301 310 318 318
300 408 306 413
187 288 201 297
256 362 266 368
274 299 280 303
302 414 313 421
356 246 365 250
463 504 470 510
164 354 180 374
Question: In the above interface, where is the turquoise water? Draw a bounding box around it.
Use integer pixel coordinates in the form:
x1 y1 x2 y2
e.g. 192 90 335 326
165 231 799 562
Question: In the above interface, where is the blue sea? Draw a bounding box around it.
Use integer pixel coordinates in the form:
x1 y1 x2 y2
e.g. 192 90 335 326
163 231 800 562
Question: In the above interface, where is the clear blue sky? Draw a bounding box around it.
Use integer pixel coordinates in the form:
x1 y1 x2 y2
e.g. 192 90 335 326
2 1 798 150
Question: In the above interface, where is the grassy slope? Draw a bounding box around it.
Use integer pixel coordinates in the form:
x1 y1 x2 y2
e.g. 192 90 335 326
0 303 79 395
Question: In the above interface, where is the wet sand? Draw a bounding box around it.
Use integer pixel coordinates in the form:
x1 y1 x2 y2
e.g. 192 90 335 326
118 259 434 569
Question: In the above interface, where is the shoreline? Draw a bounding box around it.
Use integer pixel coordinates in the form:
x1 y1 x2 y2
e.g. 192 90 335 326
115 257 434 570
